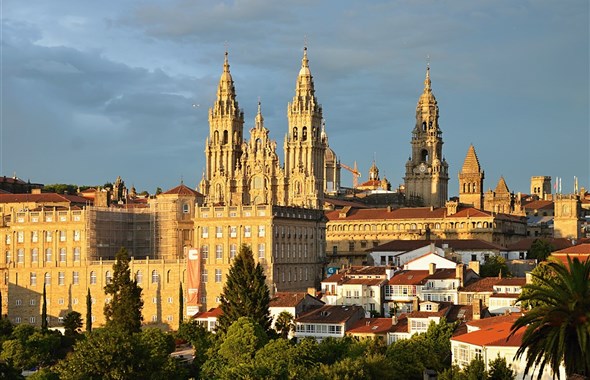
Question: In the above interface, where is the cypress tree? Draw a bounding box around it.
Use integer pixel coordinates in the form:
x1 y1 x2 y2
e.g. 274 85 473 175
41 282 48 331
217 244 271 334
104 247 144 333
86 288 92 333
0 290 3 319
178 282 184 325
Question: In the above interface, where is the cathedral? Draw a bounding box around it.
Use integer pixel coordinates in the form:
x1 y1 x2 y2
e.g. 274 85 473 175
198 48 333 209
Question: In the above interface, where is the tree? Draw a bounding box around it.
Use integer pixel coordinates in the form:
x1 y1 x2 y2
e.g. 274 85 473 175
62 311 83 337
104 247 144 333
41 283 48 331
53 328 186 380
178 282 184 325
480 255 510 277
86 288 92 333
0 290 3 318
488 355 516 380
0 325 61 371
274 311 294 339
510 257 590 379
217 245 271 334
527 239 554 261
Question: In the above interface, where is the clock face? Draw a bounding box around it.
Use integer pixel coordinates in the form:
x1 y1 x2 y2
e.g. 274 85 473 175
419 163 426 173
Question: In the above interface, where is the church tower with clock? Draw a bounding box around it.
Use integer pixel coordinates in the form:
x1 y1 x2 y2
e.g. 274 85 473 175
404 65 449 207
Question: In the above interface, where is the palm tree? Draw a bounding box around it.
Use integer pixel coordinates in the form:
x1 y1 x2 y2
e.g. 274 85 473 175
510 256 590 379
274 311 295 339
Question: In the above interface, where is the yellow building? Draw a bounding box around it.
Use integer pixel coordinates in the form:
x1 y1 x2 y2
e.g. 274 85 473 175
325 204 527 266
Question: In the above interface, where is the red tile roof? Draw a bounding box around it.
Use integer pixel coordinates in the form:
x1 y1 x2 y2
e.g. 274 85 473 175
342 278 387 286
452 321 524 347
388 270 431 285
325 207 447 221
295 305 364 324
465 313 520 330
0 193 91 205
193 307 223 319
522 199 553 211
553 243 590 255
505 237 575 251
347 318 393 334
496 278 526 286
162 183 203 196
461 277 504 292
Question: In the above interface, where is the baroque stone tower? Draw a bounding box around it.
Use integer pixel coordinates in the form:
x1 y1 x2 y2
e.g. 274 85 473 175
459 145 484 209
404 66 449 207
553 194 582 239
200 52 245 205
284 47 327 209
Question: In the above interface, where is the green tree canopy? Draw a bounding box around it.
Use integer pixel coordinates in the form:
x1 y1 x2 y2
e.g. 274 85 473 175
527 239 554 261
0 325 61 371
274 311 294 339
104 247 144 333
217 245 271 334
488 355 516 380
511 257 590 379
480 255 511 277
62 311 82 337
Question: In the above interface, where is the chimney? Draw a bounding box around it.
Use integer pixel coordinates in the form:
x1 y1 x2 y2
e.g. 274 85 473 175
472 299 482 320
31 188 42 194
525 272 532 284
413 297 419 312
468 261 480 276
456 264 465 287
392 314 398 325
307 287 317 297
428 262 436 275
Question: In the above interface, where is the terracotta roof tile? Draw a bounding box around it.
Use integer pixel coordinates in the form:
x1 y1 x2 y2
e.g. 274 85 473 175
295 305 364 324
388 270 431 285
465 313 520 329
162 183 203 196
269 292 307 308
193 307 223 319
522 199 553 211
0 193 90 205
505 237 575 251
453 322 524 347
496 278 526 286
325 207 447 221
347 318 393 334
461 277 504 292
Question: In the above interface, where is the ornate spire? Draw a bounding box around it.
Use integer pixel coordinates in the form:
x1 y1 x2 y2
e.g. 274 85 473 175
495 176 510 193
210 50 241 119
255 99 264 129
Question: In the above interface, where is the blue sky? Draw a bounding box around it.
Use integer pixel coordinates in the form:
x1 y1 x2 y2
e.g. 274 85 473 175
2 0 588 196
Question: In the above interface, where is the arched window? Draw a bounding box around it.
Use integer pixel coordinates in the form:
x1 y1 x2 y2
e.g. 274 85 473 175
90 271 97 284
45 248 52 263
422 122 427 131
136 270 143 284
421 149 429 162
44 272 51 285
182 203 190 214
302 127 308 141
213 130 219 143
167 270 172 283
223 130 228 144
293 127 298 140
152 270 159 284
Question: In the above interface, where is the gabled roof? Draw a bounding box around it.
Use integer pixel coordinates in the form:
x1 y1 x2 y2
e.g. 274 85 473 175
522 199 553 211
295 305 364 324
341 278 387 286
388 270 431 285
465 313 520 330
269 292 308 308
496 278 526 287
193 307 223 319
553 243 590 255
347 318 393 335
461 145 482 174
452 321 524 347
162 183 203 197
452 207 493 218
461 277 504 292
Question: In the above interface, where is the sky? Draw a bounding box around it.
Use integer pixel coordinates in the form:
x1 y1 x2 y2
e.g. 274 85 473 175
1 0 588 197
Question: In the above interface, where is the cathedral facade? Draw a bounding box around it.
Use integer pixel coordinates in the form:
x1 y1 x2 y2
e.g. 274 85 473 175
199 48 333 210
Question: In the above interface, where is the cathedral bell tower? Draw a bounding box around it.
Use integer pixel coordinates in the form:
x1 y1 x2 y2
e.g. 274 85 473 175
200 51 245 205
459 145 484 209
284 47 326 208
404 65 449 207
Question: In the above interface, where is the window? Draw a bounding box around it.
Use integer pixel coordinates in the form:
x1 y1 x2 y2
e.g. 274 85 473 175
136 271 142 284
31 231 39 243
17 249 24 263
216 226 223 238
45 248 52 263
44 272 51 285
348 241 354 251
15 299 22 306
73 271 79 285
30 299 36 306
201 226 209 238
230 244 237 259
167 315 174 322
17 231 24 243
58 272 65 285
201 245 209 259
106 271 113 284
152 315 158 322
258 225 265 237
59 248 66 262
244 226 251 237
230 226 237 238
258 244 265 259
30 272 37 286
152 297 158 304
168 297 173 304
182 203 190 214
30 317 36 324
215 269 222 283
201 269 208 283
59 230 66 242
152 270 159 283
216 244 223 260
73 247 80 261
58 298 65 305
31 248 38 263
90 271 97 285
74 230 81 241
